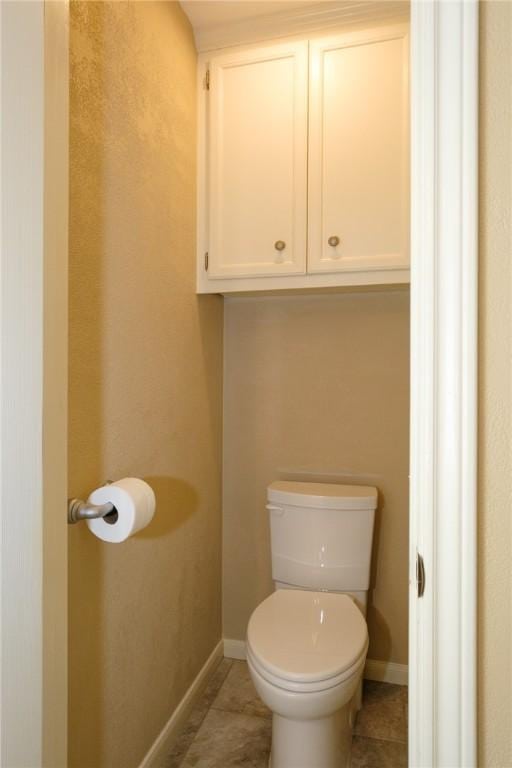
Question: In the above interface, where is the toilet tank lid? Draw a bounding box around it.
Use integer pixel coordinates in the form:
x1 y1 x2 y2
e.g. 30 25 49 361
267 481 378 510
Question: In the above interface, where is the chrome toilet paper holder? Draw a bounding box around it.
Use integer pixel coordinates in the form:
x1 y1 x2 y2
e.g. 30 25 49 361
68 481 117 525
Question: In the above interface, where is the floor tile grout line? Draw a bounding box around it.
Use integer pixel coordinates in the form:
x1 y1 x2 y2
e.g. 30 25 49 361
173 659 234 768
196 658 234 728
177 708 272 768
201 707 271 722
210 703 271 720
354 726 408 745
353 732 408 746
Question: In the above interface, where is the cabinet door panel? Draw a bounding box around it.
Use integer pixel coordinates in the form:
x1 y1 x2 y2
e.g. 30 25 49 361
308 27 409 274
208 42 308 278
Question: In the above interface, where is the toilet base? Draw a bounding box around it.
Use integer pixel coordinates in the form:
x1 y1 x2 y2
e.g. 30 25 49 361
269 703 352 768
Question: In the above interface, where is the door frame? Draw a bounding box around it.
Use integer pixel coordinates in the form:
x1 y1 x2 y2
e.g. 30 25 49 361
409 1 478 766
0 1 478 766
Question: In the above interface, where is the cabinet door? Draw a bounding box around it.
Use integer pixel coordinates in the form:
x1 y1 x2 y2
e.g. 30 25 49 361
207 42 308 278
308 26 409 274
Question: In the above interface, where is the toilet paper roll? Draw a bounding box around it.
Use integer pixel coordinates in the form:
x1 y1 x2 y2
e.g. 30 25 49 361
86 477 155 543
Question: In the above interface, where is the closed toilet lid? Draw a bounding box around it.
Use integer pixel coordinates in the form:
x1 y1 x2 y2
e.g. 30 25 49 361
247 590 368 685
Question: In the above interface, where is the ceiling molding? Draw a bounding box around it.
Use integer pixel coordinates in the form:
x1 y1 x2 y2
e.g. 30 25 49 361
185 1 409 52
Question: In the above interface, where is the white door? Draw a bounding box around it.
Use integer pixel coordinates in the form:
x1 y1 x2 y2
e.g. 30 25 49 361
207 41 308 278
308 26 409 274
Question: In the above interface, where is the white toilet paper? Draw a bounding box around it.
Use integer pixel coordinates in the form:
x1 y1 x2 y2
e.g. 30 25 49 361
86 477 155 543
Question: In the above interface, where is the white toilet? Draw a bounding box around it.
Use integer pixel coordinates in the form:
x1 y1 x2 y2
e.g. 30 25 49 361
246 480 377 768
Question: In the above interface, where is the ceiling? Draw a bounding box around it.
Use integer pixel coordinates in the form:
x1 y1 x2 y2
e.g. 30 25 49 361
180 1 409 53
180 1 330 31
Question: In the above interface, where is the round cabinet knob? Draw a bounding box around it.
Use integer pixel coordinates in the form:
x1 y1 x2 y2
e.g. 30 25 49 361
274 240 286 252
328 235 340 247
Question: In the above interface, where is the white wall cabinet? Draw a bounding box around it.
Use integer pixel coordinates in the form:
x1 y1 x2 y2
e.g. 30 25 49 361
206 42 308 279
197 24 409 294
308 29 409 275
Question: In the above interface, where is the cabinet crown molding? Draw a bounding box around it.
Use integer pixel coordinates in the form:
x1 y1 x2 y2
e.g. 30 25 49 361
187 1 409 52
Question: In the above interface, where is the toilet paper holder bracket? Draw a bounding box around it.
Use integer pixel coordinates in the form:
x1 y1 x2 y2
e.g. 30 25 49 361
67 498 116 524
68 481 116 525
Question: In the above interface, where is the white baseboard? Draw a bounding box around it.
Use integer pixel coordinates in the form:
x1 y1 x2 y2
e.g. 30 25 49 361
138 640 224 768
223 638 408 686
363 659 408 686
223 638 247 660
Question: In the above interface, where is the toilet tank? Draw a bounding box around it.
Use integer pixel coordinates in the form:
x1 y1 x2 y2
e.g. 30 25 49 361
268 481 377 593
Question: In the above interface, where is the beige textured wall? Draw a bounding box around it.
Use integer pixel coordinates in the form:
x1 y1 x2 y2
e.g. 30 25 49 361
478 3 512 765
223 291 409 665
68 4 223 767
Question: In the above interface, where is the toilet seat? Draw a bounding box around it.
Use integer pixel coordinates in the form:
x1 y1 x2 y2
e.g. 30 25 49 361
247 643 367 695
247 590 368 694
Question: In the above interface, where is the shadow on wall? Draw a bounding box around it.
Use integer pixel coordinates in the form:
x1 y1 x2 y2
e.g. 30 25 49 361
367 489 393 663
366 605 393 662
196 297 224 459
137 476 197 539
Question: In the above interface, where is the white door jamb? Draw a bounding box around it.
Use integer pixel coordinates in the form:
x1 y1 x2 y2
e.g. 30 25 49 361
410 2 478 766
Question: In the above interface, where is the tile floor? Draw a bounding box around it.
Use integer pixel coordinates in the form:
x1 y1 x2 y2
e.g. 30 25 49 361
159 659 408 768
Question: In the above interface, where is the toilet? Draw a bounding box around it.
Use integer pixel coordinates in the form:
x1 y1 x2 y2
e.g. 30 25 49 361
246 480 377 768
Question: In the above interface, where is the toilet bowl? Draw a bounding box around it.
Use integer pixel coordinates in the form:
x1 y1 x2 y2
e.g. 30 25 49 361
247 589 369 768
